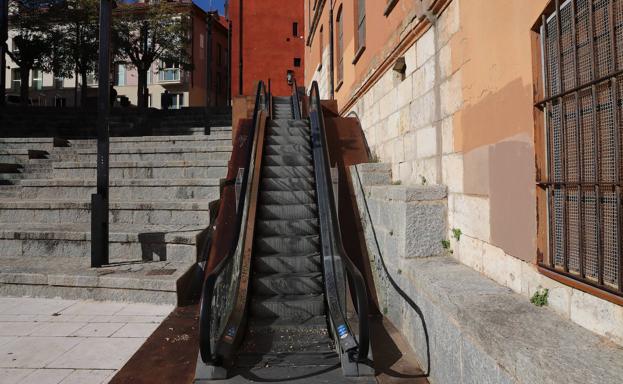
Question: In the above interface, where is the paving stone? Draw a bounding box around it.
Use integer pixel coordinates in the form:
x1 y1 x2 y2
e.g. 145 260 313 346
47 338 145 370
0 322 45 337
0 337 81 368
29 323 87 337
19 368 73 384
71 323 124 338
0 368 35 384
58 369 115 384
111 323 160 338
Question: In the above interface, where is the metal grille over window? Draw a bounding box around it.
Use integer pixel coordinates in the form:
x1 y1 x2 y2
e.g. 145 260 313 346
536 0 623 297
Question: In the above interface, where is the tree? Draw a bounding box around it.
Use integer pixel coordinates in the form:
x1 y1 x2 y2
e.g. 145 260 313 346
6 1 55 105
51 0 99 107
113 1 193 109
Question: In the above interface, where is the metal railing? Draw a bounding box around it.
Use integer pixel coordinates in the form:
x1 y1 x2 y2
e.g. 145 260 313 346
198 81 268 365
292 78 302 120
308 81 370 366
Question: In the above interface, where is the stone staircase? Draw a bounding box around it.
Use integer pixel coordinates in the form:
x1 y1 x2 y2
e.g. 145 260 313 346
0 128 232 304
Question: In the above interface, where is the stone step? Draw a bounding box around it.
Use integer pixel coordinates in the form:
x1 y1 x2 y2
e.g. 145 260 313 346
0 200 212 225
18 178 221 200
0 138 57 150
65 146 232 162
67 135 231 149
0 257 194 305
53 160 228 179
0 223 204 263
0 149 49 163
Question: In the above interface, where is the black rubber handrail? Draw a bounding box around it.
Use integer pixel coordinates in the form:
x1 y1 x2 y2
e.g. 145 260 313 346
308 81 370 363
198 81 268 364
292 78 302 120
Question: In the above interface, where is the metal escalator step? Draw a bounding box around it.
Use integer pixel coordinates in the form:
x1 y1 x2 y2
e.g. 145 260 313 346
261 177 315 191
264 144 311 156
267 126 311 137
253 253 322 273
238 324 333 355
251 272 323 296
250 294 325 321
259 190 316 205
256 219 319 236
264 155 312 166
269 120 310 128
258 204 317 220
235 351 339 369
255 235 320 254
266 136 310 145
262 166 313 179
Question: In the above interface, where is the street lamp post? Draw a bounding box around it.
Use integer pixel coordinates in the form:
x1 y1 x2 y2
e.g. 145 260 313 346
91 0 113 267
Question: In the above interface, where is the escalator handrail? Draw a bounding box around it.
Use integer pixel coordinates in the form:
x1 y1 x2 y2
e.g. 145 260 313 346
291 78 302 120
198 81 268 364
308 81 370 362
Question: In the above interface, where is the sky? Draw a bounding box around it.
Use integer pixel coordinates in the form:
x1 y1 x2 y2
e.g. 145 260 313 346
193 0 226 14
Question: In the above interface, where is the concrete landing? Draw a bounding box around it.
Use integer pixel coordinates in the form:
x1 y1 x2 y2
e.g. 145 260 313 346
0 257 196 305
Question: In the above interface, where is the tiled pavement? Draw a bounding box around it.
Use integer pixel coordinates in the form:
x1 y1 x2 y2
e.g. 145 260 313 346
0 297 173 384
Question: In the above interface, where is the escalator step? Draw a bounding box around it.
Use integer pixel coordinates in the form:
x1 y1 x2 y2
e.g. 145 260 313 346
251 272 323 295
264 144 311 156
264 155 313 166
262 166 314 179
267 126 311 137
257 204 317 220
253 253 322 273
238 324 333 355
255 235 320 254
266 136 310 145
259 190 316 205
261 177 315 191
250 294 325 321
256 219 319 236
268 120 310 128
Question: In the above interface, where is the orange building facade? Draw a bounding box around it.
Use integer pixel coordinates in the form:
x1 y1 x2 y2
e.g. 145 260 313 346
228 0 305 96
304 0 623 360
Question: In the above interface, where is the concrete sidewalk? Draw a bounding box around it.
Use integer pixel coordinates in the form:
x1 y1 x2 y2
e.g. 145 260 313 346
0 297 173 384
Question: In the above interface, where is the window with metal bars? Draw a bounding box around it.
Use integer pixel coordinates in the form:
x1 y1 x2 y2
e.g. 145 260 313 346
534 0 623 301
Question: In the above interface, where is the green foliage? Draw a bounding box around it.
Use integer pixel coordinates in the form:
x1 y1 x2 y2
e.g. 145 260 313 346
113 1 193 108
420 175 427 185
441 240 451 249
452 228 462 241
392 180 402 185
369 152 380 163
530 288 549 307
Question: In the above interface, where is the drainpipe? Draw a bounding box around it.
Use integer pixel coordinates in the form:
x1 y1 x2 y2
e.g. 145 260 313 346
206 14 213 107
238 0 243 95
328 0 334 100
228 20 232 105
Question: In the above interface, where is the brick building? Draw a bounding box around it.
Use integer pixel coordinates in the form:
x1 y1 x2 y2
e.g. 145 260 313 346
227 0 304 96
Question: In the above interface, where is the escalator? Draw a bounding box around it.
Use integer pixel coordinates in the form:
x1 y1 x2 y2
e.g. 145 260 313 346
195 81 373 383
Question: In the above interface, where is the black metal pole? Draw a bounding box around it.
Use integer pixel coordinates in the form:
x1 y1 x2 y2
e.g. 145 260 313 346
227 19 232 105
206 13 212 107
0 0 8 107
91 0 112 268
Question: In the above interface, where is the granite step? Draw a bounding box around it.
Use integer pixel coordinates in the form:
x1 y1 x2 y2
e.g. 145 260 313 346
0 223 205 263
52 160 228 179
66 146 233 162
18 178 222 200
0 199 213 225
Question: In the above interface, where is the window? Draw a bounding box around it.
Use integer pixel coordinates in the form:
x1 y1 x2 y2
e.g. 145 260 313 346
293 22 299 37
336 6 344 86
146 70 152 85
11 69 20 91
534 0 623 300
354 0 366 58
32 69 43 91
116 65 126 86
158 62 181 82
294 58 301 67
170 93 184 109
87 73 97 85
54 74 64 89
